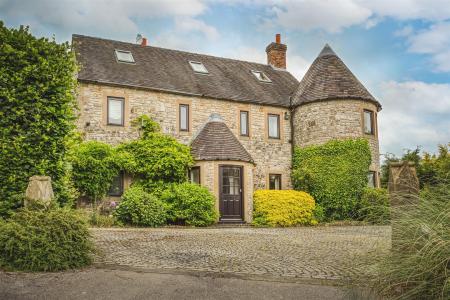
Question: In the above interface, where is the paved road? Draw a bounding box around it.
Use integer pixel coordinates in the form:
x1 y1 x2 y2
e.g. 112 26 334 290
93 226 390 282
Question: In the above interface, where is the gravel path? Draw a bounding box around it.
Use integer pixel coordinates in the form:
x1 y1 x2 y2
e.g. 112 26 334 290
92 226 390 282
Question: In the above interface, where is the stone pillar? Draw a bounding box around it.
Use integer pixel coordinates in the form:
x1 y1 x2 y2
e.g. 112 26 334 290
25 175 54 207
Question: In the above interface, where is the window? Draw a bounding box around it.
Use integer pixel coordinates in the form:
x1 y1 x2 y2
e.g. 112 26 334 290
108 172 124 196
364 110 375 135
268 114 280 139
189 61 208 74
107 97 124 126
367 171 376 188
240 111 249 136
188 167 200 185
115 50 134 63
179 104 189 131
251 70 271 82
269 174 282 190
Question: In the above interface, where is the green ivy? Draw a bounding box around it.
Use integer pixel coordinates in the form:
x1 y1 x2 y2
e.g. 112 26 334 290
0 22 77 216
292 139 371 220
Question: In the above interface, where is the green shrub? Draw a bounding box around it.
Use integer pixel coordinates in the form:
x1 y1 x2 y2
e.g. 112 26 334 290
292 138 372 220
0 22 78 216
0 208 93 271
367 183 450 299
131 115 161 139
117 133 193 183
253 190 318 227
70 141 120 203
160 183 217 226
358 188 389 224
114 185 167 227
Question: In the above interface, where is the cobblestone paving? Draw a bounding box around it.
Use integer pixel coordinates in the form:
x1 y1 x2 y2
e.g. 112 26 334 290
92 226 390 282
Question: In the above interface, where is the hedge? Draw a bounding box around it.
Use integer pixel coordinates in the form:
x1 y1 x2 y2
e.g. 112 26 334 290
253 190 318 226
292 138 371 220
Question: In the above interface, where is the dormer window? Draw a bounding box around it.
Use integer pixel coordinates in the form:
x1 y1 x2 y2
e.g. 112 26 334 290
115 50 134 63
252 70 271 83
189 61 208 74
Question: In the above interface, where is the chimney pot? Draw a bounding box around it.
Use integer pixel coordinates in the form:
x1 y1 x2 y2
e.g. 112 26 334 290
276 33 281 44
141 37 147 46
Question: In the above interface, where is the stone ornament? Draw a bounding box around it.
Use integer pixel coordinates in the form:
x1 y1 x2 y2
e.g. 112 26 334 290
388 161 420 205
25 175 54 207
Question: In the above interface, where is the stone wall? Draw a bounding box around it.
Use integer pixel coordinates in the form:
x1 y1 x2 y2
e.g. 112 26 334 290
77 82 292 190
292 99 381 180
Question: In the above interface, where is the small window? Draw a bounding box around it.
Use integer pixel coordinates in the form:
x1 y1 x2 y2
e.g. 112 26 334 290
252 70 271 82
240 111 249 136
189 167 200 185
108 172 124 196
367 171 376 188
268 114 280 139
115 50 134 63
107 97 124 126
269 174 282 190
189 61 208 74
364 110 375 135
179 104 189 131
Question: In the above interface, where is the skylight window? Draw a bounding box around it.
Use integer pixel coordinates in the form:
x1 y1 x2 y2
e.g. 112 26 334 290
115 50 135 63
252 70 271 83
189 61 208 74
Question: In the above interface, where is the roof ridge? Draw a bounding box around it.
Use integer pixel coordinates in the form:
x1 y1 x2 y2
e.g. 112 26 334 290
72 34 290 72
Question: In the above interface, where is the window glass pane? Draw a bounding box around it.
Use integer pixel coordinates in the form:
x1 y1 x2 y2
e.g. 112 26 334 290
252 71 271 82
269 174 281 190
240 111 248 136
108 173 123 196
364 111 373 134
189 167 200 185
108 98 123 125
367 172 375 188
268 114 279 138
180 105 189 131
115 50 134 63
189 61 208 73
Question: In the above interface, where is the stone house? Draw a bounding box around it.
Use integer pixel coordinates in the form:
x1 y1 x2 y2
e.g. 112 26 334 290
73 33 381 223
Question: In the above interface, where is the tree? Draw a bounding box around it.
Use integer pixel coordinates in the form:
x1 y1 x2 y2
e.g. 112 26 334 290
0 22 78 216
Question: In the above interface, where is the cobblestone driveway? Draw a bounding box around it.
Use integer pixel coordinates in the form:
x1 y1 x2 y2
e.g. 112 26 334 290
92 226 390 282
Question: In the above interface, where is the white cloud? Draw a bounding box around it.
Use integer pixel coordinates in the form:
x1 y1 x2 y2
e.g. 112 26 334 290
378 81 450 156
175 17 219 41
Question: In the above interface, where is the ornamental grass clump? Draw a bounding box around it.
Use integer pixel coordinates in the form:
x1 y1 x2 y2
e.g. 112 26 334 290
0 207 94 272
253 190 318 226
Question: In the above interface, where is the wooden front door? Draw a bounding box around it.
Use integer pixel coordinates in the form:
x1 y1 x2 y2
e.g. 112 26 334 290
219 165 243 221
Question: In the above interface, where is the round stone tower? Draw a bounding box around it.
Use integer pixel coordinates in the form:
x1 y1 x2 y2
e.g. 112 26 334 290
291 44 382 186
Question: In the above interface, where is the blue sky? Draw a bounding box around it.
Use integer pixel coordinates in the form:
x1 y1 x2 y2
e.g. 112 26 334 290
1 0 449 158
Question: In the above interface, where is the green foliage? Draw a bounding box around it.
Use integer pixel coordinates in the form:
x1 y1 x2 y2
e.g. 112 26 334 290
131 115 161 139
114 185 167 227
292 139 372 220
381 144 450 188
0 208 93 271
367 183 450 299
358 188 389 224
70 141 119 202
253 190 318 227
0 22 78 216
160 182 217 226
117 133 193 183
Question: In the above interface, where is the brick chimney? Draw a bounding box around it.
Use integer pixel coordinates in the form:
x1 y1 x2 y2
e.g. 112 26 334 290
266 34 287 69
141 37 148 46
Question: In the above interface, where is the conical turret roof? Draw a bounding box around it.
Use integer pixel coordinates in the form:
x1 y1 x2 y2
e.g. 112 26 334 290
292 44 380 109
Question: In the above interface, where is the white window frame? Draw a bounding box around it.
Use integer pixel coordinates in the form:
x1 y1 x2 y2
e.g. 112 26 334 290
240 111 249 136
107 97 124 126
179 104 189 132
115 49 135 63
251 70 272 83
268 113 280 139
189 61 208 74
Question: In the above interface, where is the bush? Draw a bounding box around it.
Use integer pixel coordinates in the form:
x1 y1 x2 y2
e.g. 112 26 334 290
366 183 450 299
253 190 318 227
358 188 389 224
160 183 217 226
70 141 120 203
0 22 78 216
117 133 193 183
293 138 371 220
114 185 167 227
0 208 93 271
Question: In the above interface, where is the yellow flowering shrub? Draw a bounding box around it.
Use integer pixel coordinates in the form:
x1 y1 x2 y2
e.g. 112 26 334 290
253 190 318 227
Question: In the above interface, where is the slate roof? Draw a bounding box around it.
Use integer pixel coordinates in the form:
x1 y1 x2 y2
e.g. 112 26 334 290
72 34 299 107
292 44 381 109
191 114 253 163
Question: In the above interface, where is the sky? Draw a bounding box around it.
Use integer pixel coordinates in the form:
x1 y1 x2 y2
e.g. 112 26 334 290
1 0 449 158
